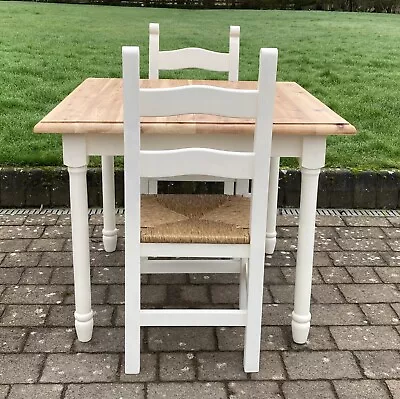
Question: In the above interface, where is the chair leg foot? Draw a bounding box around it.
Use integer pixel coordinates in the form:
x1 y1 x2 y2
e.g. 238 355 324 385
125 362 141 375
103 228 118 252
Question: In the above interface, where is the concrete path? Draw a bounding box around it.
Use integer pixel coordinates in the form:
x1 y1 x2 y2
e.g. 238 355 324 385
0 212 399 398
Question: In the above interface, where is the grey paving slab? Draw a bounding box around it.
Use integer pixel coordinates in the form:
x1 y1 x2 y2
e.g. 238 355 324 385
361 303 400 325
216 326 288 351
24 327 75 353
148 327 216 351
147 382 227 399
0 354 44 383
333 380 391 399
330 326 400 350
0 239 31 253
1 252 41 267
20 267 52 284
0 268 24 284
330 251 387 266
0 386 8 399
310 304 367 325
0 327 27 353
282 381 336 399
290 326 336 350
64 383 144 399
197 352 247 381
159 352 196 381
0 226 44 239
40 353 119 383
119 354 158 382
386 380 400 399
72 327 124 353
1 285 66 304
335 226 386 239
339 283 400 303
346 266 381 283
283 351 362 380
0 305 49 326
7 384 63 399
355 351 400 379
228 381 283 398
249 351 286 381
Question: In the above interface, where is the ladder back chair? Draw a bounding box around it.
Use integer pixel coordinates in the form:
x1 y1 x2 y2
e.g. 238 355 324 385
145 22 244 196
123 46 278 374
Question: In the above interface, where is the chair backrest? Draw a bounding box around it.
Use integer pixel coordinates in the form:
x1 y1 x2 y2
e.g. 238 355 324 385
148 23 240 81
123 46 278 250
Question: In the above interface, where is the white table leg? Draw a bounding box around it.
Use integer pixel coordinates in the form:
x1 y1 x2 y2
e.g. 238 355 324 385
292 137 325 343
265 156 280 254
101 155 118 252
63 135 93 342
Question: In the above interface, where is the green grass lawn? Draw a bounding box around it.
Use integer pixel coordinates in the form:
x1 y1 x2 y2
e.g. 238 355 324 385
0 2 399 169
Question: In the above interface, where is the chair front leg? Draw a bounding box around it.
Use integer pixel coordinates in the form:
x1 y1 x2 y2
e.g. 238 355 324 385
243 253 265 372
101 155 118 252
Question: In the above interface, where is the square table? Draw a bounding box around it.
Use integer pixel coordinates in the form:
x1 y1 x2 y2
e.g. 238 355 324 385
34 78 356 344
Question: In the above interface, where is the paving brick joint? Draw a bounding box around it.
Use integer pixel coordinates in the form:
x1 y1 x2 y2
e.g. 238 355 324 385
0 213 399 398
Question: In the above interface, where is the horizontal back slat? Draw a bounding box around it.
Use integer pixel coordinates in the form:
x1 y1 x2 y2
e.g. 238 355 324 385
140 148 254 179
140 85 257 118
159 48 230 72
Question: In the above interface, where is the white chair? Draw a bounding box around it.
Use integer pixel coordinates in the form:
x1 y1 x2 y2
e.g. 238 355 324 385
123 46 278 373
145 22 243 196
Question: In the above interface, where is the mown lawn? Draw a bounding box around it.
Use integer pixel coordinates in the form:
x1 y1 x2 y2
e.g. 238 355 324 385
0 2 399 169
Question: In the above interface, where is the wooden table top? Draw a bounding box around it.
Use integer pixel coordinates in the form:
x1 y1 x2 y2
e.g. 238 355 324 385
34 78 356 136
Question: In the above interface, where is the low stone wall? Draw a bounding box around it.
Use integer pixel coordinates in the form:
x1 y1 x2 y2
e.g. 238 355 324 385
0 167 399 209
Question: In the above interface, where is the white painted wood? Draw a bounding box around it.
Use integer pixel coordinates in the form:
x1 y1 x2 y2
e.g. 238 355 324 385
292 136 326 344
141 178 149 194
235 179 250 195
63 134 93 343
141 243 249 258
224 181 235 195
228 26 240 81
141 86 257 118
85 131 302 157
123 47 278 374
148 22 160 79
244 48 278 373
158 48 232 72
148 179 158 194
265 156 280 254
122 46 141 374
140 309 247 326
239 259 248 310
147 23 242 193
141 259 242 274
149 23 239 80
101 155 118 252
141 148 254 179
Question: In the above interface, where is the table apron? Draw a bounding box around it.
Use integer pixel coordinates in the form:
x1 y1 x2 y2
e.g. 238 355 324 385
84 133 305 158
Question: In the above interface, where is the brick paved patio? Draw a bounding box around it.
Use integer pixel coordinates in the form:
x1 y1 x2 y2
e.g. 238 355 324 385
0 212 399 398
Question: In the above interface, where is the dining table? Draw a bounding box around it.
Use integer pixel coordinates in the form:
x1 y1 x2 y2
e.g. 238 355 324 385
34 77 356 344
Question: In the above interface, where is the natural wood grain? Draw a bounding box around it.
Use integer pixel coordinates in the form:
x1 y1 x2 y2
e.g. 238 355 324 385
34 78 357 136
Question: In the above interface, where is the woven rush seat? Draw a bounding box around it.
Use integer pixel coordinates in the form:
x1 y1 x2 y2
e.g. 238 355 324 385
141 194 250 244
